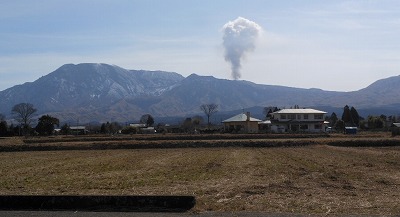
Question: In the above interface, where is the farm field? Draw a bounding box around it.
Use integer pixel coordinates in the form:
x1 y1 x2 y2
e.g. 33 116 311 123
0 134 399 215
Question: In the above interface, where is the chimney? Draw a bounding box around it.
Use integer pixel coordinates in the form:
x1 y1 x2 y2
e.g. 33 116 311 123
246 112 250 121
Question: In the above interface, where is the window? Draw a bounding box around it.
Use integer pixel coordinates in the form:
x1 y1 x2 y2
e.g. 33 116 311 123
288 114 296 119
314 114 323 119
280 114 286 119
300 124 308 130
297 115 301 120
304 114 308 119
314 124 322 129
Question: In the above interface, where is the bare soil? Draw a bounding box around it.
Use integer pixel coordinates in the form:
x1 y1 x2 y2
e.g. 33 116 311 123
0 134 399 215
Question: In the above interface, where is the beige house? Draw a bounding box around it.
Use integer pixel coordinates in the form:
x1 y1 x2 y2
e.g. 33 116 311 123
270 108 328 133
222 112 261 133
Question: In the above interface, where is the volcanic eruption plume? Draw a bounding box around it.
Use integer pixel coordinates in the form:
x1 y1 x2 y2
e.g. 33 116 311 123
222 17 262 80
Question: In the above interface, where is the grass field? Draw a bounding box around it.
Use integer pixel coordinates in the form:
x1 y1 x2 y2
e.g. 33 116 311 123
0 134 399 215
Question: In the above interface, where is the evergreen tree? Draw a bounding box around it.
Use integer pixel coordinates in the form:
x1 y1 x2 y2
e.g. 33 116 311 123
341 105 352 125
350 106 360 126
335 119 345 132
100 123 107 134
329 112 338 127
140 114 155 127
100 122 120 134
35 115 59 136
263 107 278 120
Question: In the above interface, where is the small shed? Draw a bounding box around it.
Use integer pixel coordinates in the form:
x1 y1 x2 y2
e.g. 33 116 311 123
258 120 272 132
70 126 88 135
344 127 357 134
392 123 400 136
222 112 261 133
129 123 156 134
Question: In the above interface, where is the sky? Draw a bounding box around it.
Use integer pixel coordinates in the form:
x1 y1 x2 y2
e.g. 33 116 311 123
1 0 400 92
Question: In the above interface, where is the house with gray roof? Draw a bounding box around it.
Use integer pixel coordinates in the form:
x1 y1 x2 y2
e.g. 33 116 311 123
222 112 261 133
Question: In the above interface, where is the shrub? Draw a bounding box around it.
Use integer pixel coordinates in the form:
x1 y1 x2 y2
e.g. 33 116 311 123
121 126 138 134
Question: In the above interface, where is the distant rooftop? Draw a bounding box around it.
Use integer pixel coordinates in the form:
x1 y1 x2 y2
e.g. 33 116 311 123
70 126 86 130
129 123 147 128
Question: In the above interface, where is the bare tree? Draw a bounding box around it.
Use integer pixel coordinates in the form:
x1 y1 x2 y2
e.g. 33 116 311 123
200 104 218 128
11 103 37 132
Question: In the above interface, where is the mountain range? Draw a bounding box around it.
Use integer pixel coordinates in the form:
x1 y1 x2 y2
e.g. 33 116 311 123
0 63 399 123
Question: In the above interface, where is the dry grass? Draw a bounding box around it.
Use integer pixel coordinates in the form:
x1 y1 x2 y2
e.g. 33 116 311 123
0 135 400 215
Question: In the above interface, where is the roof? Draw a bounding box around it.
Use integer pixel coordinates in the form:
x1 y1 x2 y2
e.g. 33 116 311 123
270 120 328 124
70 126 86 130
259 120 272 124
129 123 147 128
222 113 261 123
271 108 327 114
393 123 400 127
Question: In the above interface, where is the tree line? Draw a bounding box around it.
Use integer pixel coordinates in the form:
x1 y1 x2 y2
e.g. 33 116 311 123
0 102 220 136
2 102 398 136
325 105 398 132
0 103 157 136
0 103 59 136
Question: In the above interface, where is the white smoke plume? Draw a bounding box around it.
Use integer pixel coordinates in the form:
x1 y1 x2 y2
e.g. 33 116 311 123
222 17 262 80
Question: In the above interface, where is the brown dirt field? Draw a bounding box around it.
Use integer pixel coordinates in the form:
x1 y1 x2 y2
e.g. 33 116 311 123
0 135 399 215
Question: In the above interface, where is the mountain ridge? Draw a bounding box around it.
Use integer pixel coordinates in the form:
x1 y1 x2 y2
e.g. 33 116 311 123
0 63 399 123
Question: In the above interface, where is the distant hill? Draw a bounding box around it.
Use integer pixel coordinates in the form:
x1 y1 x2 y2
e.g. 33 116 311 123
0 63 399 123
0 63 183 122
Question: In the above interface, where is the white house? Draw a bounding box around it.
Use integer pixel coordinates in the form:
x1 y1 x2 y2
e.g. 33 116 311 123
269 108 328 133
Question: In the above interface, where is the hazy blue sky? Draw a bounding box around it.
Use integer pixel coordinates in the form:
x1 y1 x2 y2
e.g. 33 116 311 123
1 0 400 91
